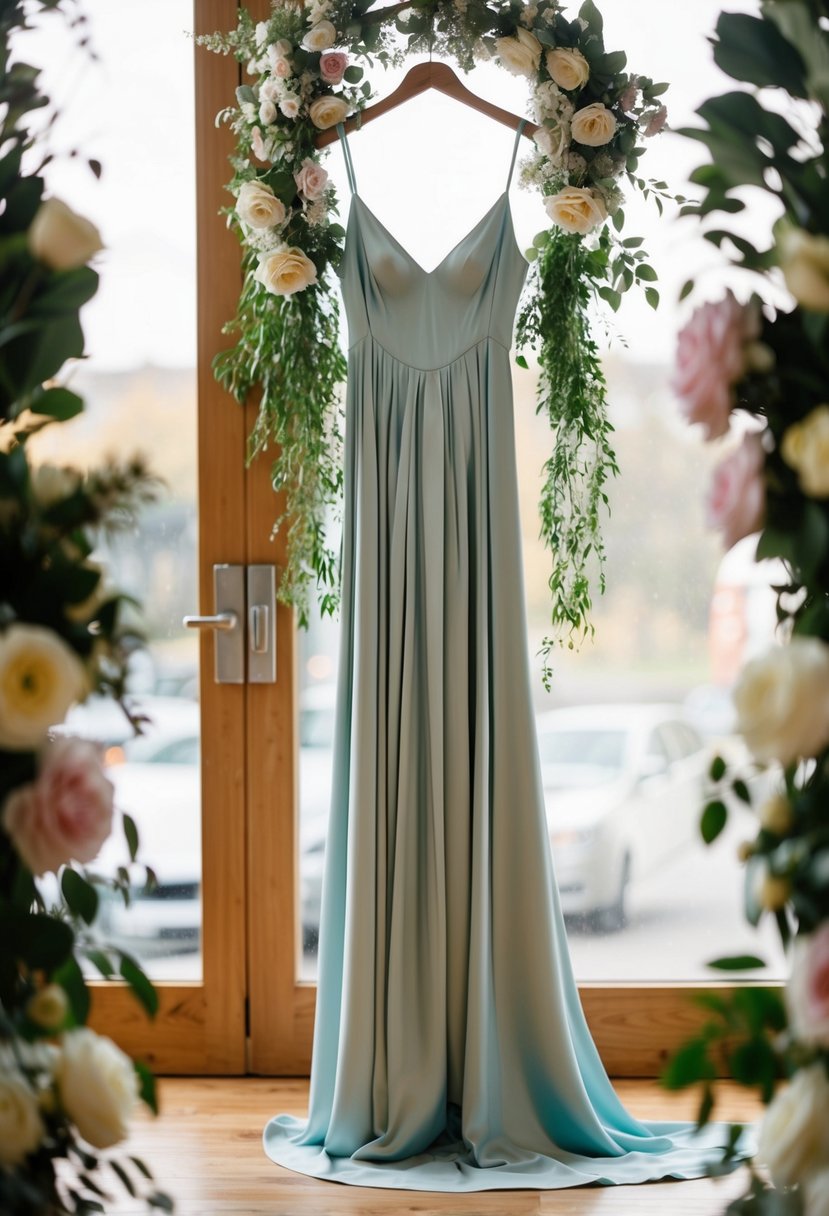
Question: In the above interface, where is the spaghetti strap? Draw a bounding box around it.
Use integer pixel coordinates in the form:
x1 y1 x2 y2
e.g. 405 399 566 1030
505 119 526 190
336 123 358 195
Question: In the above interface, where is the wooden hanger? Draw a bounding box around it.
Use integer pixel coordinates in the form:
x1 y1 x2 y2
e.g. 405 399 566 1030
315 60 538 148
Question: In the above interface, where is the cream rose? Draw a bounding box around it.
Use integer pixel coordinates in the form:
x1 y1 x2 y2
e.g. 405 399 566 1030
545 185 607 234
308 94 350 130
733 637 829 765
0 623 87 750
236 180 286 230
758 792 793 836
782 405 829 499
271 56 293 79
571 102 617 147
495 28 542 77
258 99 277 126
778 226 829 312
294 158 329 200
57 1029 139 1150
30 463 82 510
0 1064 44 1166
2 737 114 875
788 924 829 1048
255 247 317 296
302 19 336 52
27 984 69 1031
546 48 590 91
28 198 103 271
534 122 569 166
757 1065 829 1188
279 95 301 119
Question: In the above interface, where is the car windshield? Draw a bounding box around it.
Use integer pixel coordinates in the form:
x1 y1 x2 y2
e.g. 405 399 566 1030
537 728 627 786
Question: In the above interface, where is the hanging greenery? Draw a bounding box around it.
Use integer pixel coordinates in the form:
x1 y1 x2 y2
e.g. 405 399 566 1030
199 0 670 652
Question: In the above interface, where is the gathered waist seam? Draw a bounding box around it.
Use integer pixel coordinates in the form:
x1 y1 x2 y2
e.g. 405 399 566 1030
347 332 511 372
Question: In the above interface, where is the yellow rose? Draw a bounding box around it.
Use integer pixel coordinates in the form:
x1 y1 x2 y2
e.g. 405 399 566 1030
495 28 542 78
27 984 69 1031
544 185 607 235
255 247 318 296
758 1065 829 1188
0 624 87 750
308 94 350 130
778 227 829 312
57 1029 139 1150
571 101 617 147
28 198 103 271
782 405 829 498
733 637 829 764
302 19 336 52
236 180 287 230
545 48 590 91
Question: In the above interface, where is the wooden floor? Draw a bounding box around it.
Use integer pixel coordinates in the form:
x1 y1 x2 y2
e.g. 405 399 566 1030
109 1078 761 1214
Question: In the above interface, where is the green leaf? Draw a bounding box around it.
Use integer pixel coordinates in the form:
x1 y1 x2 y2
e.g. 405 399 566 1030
28 266 99 317
701 799 728 844
698 1083 715 1129
128 1156 155 1181
119 953 159 1018
515 353 529 370
708 954 767 971
732 778 751 805
61 867 99 925
2 911 74 971
598 286 621 311
123 813 139 863
578 0 603 34
645 287 659 309
679 278 694 301
29 386 83 421
54 955 90 1025
709 755 727 783
662 1038 716 1090
697 91 801 155
713 12 807 96
85 949 115 979
109 1160 136 1198
134 1060 159 1114
343 65 364 83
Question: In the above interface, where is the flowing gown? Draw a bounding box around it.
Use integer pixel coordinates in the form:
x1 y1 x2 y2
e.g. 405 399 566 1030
263 122 746 1191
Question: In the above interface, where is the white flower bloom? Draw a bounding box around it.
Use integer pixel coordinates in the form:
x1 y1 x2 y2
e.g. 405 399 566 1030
0 623 87 749
308 94 350 130
778 227 829 312
534 122 569 166
259 99 277 125
546 48 590 91
255 20 270 46
236 180 287 229
571 101 617 147
0 1062 44 1167
495 27 542 77
545 185 607 234
757 1065 829 1188
279 94 301 119
260 77 280 102
27 984 69 1031
31 463 81 508
28 198 103 271
57 1029 139 1150
782 405 829 499
240 101 257 121
255 247 318 296
804 1169 829 1216
302 20 337 52
734 637 829 764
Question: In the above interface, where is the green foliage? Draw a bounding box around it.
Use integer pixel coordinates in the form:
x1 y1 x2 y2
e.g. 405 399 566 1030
516 231 619 685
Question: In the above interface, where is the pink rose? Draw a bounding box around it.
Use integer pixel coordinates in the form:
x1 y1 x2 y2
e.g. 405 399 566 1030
788 924 829 1047
644 104 668 137
672 291 760 440
319 52 348 85
250 126 269 163
706 432 765 550
2 738 114 876
272 57 292 80
294 157 329 200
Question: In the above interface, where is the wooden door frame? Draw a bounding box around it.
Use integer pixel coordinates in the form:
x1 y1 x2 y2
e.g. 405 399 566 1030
88 0 248 1074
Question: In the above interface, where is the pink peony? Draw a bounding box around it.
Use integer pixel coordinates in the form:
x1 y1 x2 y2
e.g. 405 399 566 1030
319 51 348 85
294 157 329 200
706 432 765 550
644 104 668 137
2 738 114 876
672 291 760 440
788 924 829 1048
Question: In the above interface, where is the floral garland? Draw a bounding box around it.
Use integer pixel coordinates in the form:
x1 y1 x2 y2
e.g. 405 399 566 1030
200 0 669 665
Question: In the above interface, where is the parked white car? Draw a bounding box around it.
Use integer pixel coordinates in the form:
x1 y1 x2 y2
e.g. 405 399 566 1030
539 704 708 931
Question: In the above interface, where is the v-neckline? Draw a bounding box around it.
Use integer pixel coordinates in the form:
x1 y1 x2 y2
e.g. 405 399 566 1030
349 191 513 278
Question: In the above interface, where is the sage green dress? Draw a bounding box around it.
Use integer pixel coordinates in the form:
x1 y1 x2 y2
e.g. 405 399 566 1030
263 123 747 1190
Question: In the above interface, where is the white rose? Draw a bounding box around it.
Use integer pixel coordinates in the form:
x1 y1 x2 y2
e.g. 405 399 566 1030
250 126 270 163
294 158 328 200
782 405 829 498
274 39 293 57
534 122 569 166
255 247 317 296
734 637 829 765
57 1029 139 1150
236 181 286 230
279 94 301 119
757 1065 829 1188
0 623 87 750
544 185 608 234
787 924 829 1048
30 462 82 509
546 47 590 91
271 57 293 80
260 77 280 103
258 99 277 125
302 19 337 52
308 94 350 130
27 983 69 1031
804 1169 829 1216
255 20 269 46
495 27 542 77
0 1063 44 1166
28 198 103 271
571 101 618 147
778 227 829 312
240 100 257 121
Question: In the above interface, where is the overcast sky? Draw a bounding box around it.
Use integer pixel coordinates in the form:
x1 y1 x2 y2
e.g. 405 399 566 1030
23 0 772 372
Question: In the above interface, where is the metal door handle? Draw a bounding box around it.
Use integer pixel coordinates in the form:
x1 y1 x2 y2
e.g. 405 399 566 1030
249 604 268 654
183 612 238 632
183 564 277 684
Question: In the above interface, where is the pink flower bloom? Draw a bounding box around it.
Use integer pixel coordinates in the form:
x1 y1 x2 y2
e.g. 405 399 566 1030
319 51 348 85
294 157 329 200
644 104 668 136
2 738 114 876
672 290 760 440
788 924 829 1048
272 57 293 80
706 432 765 551
250 126 269 163
619 78 638 112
